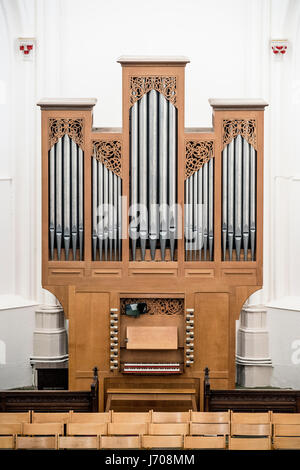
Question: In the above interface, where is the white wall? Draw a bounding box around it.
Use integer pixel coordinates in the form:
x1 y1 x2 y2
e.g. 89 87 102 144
0 0 300 388
0 305 35 389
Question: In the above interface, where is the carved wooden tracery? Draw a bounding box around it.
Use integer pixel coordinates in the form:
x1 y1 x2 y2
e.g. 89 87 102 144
223 119 257 150
92 140 122 178
130 76 177 107
185 140 214 179
48 118 84 150
120 298 184 316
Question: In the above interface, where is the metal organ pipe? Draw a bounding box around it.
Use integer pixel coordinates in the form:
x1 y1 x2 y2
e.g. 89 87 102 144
97 161 104 261
159 93 169 261
130 102 138 261
71 140 78 261
103 165 109 261
208 158 214 261
55 138 63 260
91 153 122 262
234 135 242 261
222 136 257 261
129 91 178 261
227 140 235 261
250 145 256 261
49 136 84 261
184 160 214 261
149 90 158 260
222 146 228 261
197 167 203 260
202 162 208 261
63 135 71 260
78 148 84 261
242 139 250 261
168 101 176 261
92 156 98 261
108 170 113 261
139 94 148 261
49 146 55 260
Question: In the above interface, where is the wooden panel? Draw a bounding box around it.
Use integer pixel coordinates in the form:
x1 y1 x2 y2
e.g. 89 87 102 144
0 423 22 435
67 423 107 436
128 268 178 277
16 436 58 450
126 326 178 350
70 412 111 423
151 411 190 423
231 423 270 436
0 436 14 449
221 269 257 283
112 412 151 423
0 412 30 424
194 293 229 371
91 269 122 278
32 412 70 424
48 268 84 278
274 424 300 436
228 437 271 450
190 423 229 435
101 435 141 449
72 292 110 374
59 436 99 449
184 435 226 449
184 269 214 278
23 423 64 435
108 423 148 435
142 435 183 448
273 437 300 449
149 423 188 435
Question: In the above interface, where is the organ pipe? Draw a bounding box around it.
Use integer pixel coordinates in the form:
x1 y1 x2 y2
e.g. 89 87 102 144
159 93 169 261
148 90 158 260
129 91 177 261
184 160 214 261
91 155 122 262
49 136 84 261
222 136 257 261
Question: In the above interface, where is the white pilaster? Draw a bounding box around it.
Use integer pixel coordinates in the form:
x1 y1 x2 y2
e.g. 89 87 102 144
236 304 272 387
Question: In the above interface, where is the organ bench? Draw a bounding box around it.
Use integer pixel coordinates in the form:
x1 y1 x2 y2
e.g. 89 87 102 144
37 56 268 411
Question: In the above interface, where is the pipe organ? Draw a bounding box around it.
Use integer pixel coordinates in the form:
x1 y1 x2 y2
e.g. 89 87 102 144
38 57 267 412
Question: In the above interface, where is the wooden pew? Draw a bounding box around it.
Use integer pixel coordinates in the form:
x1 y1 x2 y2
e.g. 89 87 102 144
273 413 300 449
184 411 229 449
0 411 31 449
16 423 63 450
229 411 272 450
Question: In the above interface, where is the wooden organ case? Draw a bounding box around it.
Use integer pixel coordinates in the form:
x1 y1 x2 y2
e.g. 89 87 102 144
38 57 267 412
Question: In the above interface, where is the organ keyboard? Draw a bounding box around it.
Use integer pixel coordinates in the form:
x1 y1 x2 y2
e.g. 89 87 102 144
123 363 182 374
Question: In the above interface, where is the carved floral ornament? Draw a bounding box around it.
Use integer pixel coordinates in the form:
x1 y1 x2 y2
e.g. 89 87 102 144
120 298 183 316
185 140 214 179
223 119 257 150
48 118 84 150
130 76 177 107
92 140 122 178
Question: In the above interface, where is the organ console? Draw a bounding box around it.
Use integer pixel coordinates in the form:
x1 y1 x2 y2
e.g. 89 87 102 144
37 56 268 411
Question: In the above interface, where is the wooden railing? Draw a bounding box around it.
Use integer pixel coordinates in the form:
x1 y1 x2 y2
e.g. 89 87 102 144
0 367 99 413
204 367 300 413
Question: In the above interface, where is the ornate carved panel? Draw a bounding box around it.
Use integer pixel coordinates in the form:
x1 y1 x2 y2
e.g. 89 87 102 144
185 140 214 179
49 118 84 150
130 76 177 107
120 298 184 316
92 140 122 178
223 119 257 150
